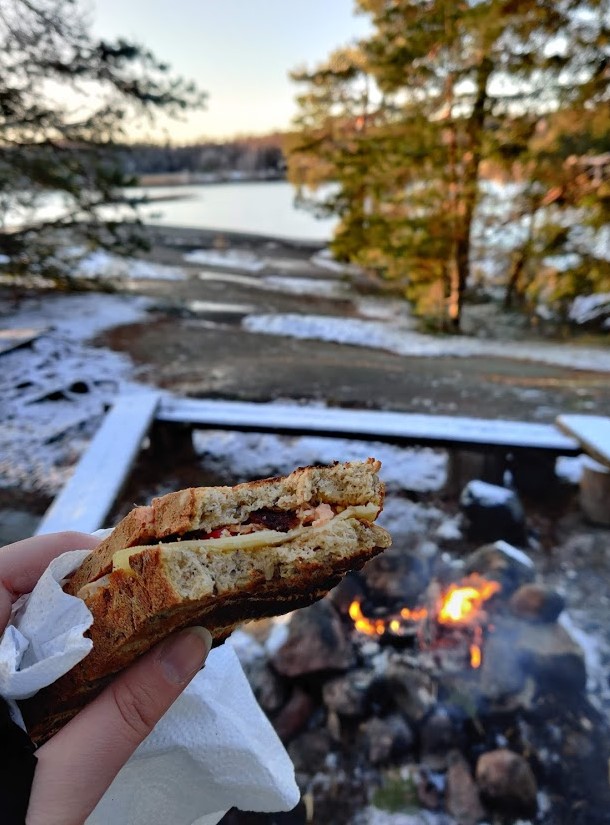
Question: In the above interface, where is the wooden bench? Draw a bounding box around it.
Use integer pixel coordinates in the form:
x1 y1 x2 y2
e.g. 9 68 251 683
35 393 581 535
35 391 161 535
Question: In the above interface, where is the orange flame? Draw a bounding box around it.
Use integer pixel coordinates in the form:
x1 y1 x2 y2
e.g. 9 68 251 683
437 577 501 626
348 574 501 669
348 599 385 636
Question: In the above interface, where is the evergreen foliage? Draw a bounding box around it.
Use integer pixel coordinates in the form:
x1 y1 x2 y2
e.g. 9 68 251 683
0 0 204 285
288 0 610 329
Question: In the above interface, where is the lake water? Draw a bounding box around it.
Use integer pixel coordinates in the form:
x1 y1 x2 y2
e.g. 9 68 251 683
5 181 336 243
134 181 336 242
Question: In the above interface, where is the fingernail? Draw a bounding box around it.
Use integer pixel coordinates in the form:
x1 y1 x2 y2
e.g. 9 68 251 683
158 626 213 685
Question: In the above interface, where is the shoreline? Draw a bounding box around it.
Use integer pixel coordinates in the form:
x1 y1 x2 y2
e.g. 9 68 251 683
140 222 328 253
135 171 286 187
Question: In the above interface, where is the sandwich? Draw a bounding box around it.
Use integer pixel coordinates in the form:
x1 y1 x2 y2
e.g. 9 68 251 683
20 459 391 743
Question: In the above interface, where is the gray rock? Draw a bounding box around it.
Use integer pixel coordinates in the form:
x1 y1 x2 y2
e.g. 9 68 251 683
479 624 526 702
464 540 534 596
360 547 429 608
369 661 437 722
272 687 316 744
420 706 459 771
460 481 526 545
287 728 334 775
475 749 537 818
271 599 355 677
322 668 374 717
446 750 485 825
515 621 586 694
243 658 287 714
509 584 565 623
360 714 415 765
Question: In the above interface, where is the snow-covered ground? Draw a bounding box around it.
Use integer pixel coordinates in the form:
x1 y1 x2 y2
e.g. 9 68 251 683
193 429 447 494
51 248 189 281
0 294 149 494
184 248 265 272
197 270 349 298
242 312 610 373
0 293 152 341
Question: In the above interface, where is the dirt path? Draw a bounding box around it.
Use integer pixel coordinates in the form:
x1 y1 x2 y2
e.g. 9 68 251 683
93 227 610 421
99 318 610 421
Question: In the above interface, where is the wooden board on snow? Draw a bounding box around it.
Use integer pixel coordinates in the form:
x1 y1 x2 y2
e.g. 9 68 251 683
36 390 161 535
556 414 610 469
0 327 47 355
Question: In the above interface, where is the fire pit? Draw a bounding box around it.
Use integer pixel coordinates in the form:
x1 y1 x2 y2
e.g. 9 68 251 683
229 534 610 825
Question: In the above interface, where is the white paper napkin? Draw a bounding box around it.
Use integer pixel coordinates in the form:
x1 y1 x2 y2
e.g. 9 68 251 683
0 548 299 825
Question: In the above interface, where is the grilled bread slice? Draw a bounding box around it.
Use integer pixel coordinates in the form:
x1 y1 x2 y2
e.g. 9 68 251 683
20 459 391 744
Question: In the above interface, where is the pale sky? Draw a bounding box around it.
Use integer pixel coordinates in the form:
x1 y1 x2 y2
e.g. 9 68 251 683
91 0 371 142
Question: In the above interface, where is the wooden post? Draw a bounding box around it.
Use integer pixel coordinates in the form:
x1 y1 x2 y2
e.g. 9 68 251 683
580 457 610 526
445 449 506 497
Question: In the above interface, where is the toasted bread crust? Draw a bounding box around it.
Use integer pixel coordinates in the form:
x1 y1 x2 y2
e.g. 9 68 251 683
65 459 384 595
21 519 390 744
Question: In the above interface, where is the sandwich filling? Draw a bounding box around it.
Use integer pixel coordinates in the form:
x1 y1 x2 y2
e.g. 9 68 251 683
110 502 379 573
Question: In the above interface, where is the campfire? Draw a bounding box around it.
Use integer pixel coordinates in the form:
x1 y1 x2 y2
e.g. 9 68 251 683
348 574 501 669
235 539 610 825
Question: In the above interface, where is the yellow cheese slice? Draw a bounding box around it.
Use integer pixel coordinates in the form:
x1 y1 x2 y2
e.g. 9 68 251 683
111 503 378 572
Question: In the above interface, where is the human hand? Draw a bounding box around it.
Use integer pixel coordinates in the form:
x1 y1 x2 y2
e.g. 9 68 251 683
0 531 212 825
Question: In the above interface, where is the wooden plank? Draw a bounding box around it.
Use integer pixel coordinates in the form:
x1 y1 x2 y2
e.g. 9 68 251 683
157 398 579 454
556 414 610 469
36 390 161 535
0 327 48 356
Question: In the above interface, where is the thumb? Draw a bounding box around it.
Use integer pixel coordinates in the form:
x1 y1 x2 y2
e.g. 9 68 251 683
27 626 213 825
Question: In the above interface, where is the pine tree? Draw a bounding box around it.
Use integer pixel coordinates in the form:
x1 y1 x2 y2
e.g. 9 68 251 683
289 0 610 330
0 0 205 285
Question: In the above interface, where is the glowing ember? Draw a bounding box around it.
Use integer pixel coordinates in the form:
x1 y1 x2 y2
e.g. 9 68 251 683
470 626 483 669
400 606 428 622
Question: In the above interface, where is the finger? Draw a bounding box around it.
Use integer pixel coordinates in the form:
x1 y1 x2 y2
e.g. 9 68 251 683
0 532 100 627
27 627 212 825
0 532 100 596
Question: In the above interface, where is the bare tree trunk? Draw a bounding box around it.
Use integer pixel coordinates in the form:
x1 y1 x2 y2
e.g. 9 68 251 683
451 57 493 331
505 200 537 309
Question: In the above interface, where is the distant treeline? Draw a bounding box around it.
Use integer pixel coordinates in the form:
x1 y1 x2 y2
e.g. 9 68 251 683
119 133 288 178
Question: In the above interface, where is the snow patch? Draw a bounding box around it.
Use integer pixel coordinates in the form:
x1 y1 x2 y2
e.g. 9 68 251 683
0 335 137 494
311 248 361 276
0 293 151 342
555 455 586 485
435 516 463 541
184 248 265 272
560 612 605 697
262 275 348 298
192 429 447 494
494 540 534 568
76 250 188 281
463 480 514 506
0 293 146 495
569 293 610 325
242 312 610 372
